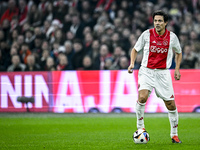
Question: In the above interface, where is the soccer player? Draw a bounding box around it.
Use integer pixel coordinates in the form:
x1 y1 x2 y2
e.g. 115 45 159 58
128 10 182 143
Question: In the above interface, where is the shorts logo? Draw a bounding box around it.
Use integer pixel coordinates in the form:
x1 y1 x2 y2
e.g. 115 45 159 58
138 84 140 89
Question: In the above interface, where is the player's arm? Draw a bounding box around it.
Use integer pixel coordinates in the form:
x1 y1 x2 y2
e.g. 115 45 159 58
174 52 182 80
128 48 138 73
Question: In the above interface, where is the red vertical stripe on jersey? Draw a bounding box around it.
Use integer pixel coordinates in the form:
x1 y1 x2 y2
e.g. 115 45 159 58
147 28 170 69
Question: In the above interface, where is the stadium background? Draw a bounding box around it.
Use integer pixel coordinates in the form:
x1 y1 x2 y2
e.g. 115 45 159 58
0 0 200 113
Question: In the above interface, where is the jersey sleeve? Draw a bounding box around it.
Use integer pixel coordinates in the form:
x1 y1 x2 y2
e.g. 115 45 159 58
134 30 147 52
171 33 182 54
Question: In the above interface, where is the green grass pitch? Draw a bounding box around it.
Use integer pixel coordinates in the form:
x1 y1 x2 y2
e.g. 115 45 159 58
0 113 200 150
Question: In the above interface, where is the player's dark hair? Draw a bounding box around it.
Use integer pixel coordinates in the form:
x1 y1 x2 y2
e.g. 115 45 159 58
152 10 168 22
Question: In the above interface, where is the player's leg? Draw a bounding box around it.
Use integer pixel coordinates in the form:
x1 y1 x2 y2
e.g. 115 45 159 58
136 89 149 129
154 69 181 143
164 100 181 143
137 66 153 129
164 100 178 137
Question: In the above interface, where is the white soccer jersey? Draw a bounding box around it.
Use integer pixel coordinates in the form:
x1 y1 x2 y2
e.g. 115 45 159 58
134 28 182 69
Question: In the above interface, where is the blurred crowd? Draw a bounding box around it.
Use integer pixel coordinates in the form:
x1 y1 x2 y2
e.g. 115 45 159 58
0 0 200 72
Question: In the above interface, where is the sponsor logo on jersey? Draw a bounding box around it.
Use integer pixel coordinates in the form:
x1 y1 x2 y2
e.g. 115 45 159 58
150 46 168 53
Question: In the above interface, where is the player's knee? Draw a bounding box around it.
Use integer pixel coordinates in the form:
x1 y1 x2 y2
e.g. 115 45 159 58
138 95 148 103
165 100 176 110
168 105 176 110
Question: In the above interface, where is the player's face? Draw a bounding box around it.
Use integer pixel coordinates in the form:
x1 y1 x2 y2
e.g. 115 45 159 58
153 15 167 34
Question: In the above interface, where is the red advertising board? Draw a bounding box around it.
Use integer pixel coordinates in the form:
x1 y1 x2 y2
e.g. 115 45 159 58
52 70 200 113
0 70 200 113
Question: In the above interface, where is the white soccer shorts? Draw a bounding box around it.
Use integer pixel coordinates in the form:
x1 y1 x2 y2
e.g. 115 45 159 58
138 66 175 101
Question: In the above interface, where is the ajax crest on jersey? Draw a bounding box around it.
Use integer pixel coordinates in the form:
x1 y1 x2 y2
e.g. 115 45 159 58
133 129 150 144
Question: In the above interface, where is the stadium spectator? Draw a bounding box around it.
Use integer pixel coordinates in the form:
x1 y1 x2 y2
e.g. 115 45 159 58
0 39 10 69
82 55 93 70
46 19 63 40
71 39 85 70
109 46 125 70
27 3 41 27
10 29 19 45
0 0 18 25
40 49 50 70
19 43 32 64
6 46 18 68
21 22 31 34
1 19 10 41
45 56 56 71
7 54 26 71
24 29 35 49
32 35 43 57
78 0 93 14
62 14 72 33
41 2 54 23
104 57 113 70
83 32 93 53
10 16 20 33
41 20 51 36
56 53 73 71
38 0 49 14
34 27 45 39
53 0 69 22
18 0 28 26
17 35 25 48
70 14 85 39
111 32 121 49
81 12 94 28
118 56 129 70
64 40 74 67
180 44 198 69
25 54 40 71
51 42 60 61
93 44 112 70
0 30 5 42
66 31 75 41
50 28 65 45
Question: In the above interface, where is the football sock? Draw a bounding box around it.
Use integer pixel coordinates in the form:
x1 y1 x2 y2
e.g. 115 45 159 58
168 109 178 138
136 100 146 129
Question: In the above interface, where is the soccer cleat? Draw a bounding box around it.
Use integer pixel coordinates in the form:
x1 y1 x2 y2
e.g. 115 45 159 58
142 128 146 132
137 128 146 131
172 135 182 143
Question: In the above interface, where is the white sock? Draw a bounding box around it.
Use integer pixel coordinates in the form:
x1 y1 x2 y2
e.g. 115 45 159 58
136 100 146 129
168 109 178 138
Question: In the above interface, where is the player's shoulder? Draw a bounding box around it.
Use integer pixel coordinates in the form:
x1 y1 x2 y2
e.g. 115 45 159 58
141 29 150 36
169 31 178 38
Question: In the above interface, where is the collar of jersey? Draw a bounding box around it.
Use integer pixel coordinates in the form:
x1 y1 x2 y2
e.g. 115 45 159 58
153 28 169 38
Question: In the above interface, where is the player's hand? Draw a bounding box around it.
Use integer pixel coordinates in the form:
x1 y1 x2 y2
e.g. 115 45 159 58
174 69 181 80
128 64 134 73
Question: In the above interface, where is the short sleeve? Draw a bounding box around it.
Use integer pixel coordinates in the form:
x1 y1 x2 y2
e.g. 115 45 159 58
134 30 147 52
171 33 182 54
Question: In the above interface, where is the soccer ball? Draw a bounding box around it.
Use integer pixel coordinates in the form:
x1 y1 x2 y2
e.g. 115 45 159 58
133 129 150 144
